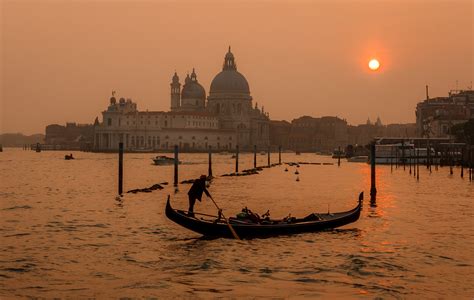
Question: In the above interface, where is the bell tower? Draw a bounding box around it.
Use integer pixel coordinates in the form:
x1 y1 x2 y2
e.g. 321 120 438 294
170 72 181 111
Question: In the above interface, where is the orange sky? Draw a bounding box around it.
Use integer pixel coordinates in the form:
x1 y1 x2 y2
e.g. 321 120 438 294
1 0 473 134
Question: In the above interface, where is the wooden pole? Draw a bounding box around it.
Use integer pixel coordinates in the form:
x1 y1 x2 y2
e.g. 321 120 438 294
413 148 417 178
118 142 123 196
427 139 431 172
278 145 282 165
370 142 377 204
450 146 454 175
390 146 393 173
235 145 239 173
208 146 212 178
253 145 257 169
461 147 464 178
395 145 399 169
416 148 420 181
409 147 412 175
470 147 472 182
338 146 341 167
267 146 271 167
402 139 405 171
174 145 178 187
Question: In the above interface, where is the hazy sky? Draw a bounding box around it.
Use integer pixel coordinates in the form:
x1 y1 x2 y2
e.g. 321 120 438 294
1 0 473 134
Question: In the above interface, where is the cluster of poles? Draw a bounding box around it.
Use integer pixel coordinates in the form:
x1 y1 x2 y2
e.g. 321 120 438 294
369 142 473 208
388 142 474 182
117 143 283 196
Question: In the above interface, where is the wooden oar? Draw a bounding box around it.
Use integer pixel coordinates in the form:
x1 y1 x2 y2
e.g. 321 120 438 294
209 196 241 240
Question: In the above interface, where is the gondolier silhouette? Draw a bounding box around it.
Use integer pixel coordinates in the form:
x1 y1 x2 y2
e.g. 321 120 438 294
187 175 211 217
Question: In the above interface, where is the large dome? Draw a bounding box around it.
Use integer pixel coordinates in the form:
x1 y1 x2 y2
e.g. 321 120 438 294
210 70 250 94
209 47 251 97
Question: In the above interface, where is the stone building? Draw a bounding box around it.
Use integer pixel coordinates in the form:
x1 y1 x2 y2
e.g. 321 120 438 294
45 122 94 148
416 89 474 138
93 48 270 151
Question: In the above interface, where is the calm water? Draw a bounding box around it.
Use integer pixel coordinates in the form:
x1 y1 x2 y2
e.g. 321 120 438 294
0 148 473 298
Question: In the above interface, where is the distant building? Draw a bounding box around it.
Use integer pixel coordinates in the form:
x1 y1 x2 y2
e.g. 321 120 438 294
416 89 474 138
45 122 94 149
269 116 349 152
269 115 416 152
93 48 270 151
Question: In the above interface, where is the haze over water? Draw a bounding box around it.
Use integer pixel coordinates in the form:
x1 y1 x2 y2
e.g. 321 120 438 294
1 149 472 298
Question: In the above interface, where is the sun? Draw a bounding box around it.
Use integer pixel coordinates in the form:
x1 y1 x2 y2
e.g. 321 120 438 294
368 59 380 71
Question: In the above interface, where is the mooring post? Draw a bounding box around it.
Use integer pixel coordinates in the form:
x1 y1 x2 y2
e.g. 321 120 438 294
278 145 282 165
235 145 239 173
469 147 472 182
118 142 123 196
416 148 420 181
370 142 377 204
402 139 405 171
253 145 257 169
395 146 399 169
338 146 341 167
267 146 271 167
413 148 417 178
208 146 212 178
409 148 412 175
450 147 454 175
390 146 393 173
174 145 178 187
461 147 464 178
427 139 431 172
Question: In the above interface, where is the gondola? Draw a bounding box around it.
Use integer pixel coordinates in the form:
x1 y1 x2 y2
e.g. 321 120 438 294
165 192 363 239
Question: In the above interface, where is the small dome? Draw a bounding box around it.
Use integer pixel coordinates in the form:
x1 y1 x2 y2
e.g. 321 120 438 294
110 97 117 104
182 69 206 99
182 81 206 99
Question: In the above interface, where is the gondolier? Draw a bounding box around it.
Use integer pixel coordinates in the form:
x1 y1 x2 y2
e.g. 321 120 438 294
187 175 211 217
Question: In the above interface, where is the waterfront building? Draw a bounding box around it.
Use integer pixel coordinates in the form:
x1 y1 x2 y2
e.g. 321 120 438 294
415 89 474 138
45 122 94 149
93 48 270 151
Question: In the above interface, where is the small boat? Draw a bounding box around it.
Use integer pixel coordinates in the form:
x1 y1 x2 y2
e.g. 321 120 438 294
231 154 237 159
165 192 363 239
65 154 74 160
347 156 368 163
260 151 266 155
152 155 180 165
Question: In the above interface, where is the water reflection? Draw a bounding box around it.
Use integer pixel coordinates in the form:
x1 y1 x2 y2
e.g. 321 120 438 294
0 149 472 298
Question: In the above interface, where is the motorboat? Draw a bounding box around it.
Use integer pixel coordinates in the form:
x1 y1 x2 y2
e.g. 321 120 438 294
152 155 180 165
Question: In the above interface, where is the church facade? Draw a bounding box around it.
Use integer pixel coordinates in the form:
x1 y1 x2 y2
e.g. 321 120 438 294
93 48 270 151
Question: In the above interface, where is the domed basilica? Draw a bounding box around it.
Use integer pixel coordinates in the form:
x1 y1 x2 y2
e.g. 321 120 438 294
169 47 270 149
93 48 270 151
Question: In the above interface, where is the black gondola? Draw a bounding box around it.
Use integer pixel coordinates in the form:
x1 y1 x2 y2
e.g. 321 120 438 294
165 192 363 239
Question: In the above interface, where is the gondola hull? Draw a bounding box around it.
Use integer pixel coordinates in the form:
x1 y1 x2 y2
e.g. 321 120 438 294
165 194 363 239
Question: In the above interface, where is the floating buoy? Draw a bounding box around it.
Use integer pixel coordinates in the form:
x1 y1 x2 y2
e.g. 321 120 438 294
296 176 300 182
284 168 288 172
295 170 299 175
297 165 300 168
